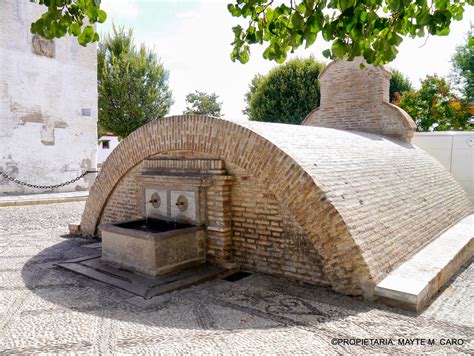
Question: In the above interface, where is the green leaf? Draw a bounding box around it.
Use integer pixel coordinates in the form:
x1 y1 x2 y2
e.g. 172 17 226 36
305 32 317 48
97 9 107 23
227 4 241 17
417 10 430 26
296 2 306 14
275 52 287 63
331 39 346 58
391 0 401 11
240 46 250 63
69 22 81 36
322 26 332 41
232 25 243 37
388 33 403 45
306 14 321 33
78 25 95 45
290 12 304 30
436 27 450 36
241 4 252 17
265 8 274 22
86 6 99 21
246 25 257 43
339 0 355 11
78 33 88 46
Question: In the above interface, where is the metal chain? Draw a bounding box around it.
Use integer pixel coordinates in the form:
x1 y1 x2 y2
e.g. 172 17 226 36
0 170 99 190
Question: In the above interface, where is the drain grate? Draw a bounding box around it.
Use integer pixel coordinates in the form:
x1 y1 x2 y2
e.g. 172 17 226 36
223 271 252 282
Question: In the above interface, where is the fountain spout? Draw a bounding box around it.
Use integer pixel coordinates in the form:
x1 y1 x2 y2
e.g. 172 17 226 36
148 192 162 209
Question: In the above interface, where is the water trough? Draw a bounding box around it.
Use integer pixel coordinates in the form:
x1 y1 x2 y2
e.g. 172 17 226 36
57 158 233 298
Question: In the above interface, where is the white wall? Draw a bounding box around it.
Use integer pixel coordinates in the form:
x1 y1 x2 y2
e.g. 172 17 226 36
413 132 474 205
0 1 97 195
98 136 120 165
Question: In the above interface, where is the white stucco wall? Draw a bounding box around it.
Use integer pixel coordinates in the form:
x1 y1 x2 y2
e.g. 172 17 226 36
98 135 120 165
413 132 474 205
0 0 97 195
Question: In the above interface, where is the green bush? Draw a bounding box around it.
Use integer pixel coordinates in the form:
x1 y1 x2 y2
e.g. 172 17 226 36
389 69 413 103
245 57 325 125
183 91 223 117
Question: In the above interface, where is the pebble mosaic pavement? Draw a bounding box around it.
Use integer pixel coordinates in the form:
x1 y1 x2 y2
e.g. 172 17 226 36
0 202 472 354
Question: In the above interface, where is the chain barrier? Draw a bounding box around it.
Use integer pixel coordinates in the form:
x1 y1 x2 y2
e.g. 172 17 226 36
0 170 99 190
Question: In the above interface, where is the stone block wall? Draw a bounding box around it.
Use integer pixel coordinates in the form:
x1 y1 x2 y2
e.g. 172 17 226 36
303 57 416 143
0 0 97 195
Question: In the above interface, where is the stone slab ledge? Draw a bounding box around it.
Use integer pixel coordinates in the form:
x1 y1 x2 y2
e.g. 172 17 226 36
374 214 474 311
0 191 88 207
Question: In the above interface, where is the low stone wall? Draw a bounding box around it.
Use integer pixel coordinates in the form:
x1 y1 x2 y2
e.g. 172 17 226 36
413 132 474 205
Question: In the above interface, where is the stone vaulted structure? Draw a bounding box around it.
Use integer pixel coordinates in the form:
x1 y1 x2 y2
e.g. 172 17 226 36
80 59 472 300
81 112 472 298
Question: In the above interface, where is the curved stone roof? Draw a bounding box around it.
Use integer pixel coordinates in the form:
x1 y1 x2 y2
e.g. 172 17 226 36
81 115 472 296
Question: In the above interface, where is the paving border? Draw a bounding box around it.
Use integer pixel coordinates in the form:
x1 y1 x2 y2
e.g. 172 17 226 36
374 214 474 311
0 192 88 207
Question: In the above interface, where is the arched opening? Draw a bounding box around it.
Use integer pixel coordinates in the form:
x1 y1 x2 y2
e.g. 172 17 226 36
81 115 370 296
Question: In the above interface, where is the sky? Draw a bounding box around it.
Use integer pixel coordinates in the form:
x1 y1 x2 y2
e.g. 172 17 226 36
99 0 473 121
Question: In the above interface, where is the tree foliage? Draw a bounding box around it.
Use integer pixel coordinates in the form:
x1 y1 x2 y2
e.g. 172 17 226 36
183 90 222 117
451 25 474 101
31 1 473 66
183 91 223 117
389 68 414 102
245 57 325 124
243 74 263 116
98 26 173 139
228 0 473 65
394 75 473 131
30 0 106 46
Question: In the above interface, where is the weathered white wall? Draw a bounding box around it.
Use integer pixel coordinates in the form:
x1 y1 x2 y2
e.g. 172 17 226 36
98 135 120 165
413 132 474 205
0 0 97 195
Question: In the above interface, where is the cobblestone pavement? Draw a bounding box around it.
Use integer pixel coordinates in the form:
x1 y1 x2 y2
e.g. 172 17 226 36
0 202 472 354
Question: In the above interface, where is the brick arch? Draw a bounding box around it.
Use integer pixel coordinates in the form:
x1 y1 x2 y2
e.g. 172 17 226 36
81 115 373 296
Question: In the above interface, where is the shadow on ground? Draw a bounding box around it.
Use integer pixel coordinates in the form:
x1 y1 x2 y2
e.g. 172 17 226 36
21 235 420 332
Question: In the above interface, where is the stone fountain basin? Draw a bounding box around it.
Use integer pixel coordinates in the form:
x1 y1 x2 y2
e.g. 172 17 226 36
101 219 206 277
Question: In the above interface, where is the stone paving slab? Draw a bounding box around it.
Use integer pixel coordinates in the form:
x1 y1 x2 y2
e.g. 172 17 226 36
374 214 474 311
0 202 473 354
0 191 88 207
57 256 229 299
